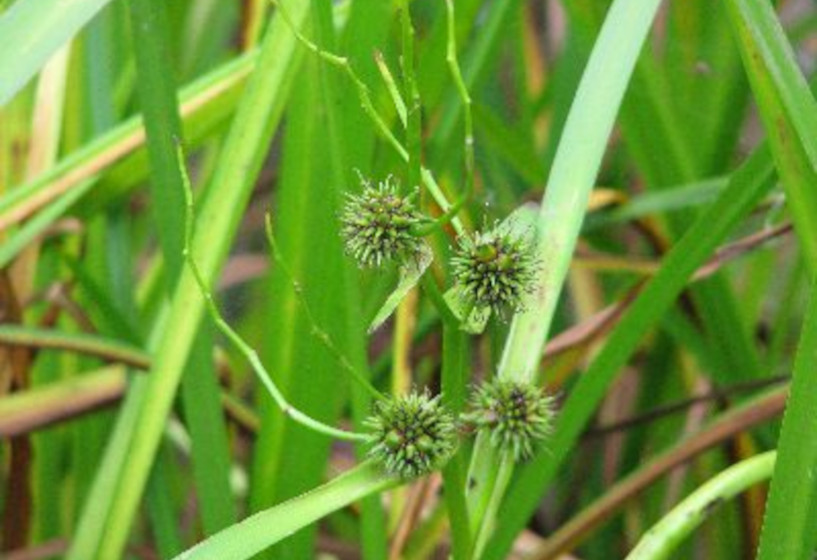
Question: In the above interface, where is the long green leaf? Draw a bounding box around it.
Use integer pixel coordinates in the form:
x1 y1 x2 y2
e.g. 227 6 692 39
174 461 398 560
725 0 817 272
466 0 664 552
482 144 776 559
757 277 817 558
0 0 114 105
128 0 235 535
67 3 310 557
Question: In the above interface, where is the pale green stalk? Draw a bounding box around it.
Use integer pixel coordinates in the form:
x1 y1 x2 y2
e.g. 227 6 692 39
465 0 664 554
272 0 464 236
627 452 776 560
182 164 369 443
0 0 114 104
373 50 408 127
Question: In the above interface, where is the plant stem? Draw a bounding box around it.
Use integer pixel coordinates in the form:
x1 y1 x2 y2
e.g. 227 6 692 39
626 451 776 560
465 0 664 550
183 158 369 443
264 214 384 401
441 322 471 559
272 0 465 236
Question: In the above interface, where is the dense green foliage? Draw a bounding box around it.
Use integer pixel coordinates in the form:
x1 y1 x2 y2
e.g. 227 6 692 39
1 0 817 559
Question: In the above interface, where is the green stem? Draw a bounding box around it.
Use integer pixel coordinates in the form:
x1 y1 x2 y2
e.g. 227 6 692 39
272 0 465 236
182 157 368 443
398 0 421 195
441 322 471 559
412 0 475 237
264 214 384 401
0 325 149 369
466 0 664 549
626 452 776 560
174 461 400 560
373 50 408 127
470 455 513 559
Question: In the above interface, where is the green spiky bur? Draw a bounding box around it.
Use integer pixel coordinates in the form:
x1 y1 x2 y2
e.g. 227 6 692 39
451 225 538 316
340 177 425 268
465 379 555 461
365 391 458 479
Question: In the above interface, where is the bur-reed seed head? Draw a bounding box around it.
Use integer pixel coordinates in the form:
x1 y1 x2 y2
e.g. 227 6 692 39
365 391 458 479
340 177 425 268
466 378 554 461
451 226 538 316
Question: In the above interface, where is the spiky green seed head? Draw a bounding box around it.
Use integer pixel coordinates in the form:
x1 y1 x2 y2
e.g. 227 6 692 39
465 378 555 461
340 177 424 268
451 227 538 315
365 391 458 479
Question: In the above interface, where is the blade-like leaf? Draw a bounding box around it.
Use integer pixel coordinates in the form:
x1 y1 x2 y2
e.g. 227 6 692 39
174 462 398 560
725 0 817 272
68 3 310 557
466 0 664 552
0 0 115 105
483 147 776 560
369 245 432 333
757 277 817 557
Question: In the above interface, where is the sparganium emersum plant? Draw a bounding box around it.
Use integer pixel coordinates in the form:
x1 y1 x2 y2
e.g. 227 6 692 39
165 0 562 558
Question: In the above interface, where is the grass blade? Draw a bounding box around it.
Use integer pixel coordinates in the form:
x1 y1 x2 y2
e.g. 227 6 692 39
725 0 817 272
174 462 398 560
0 0 115 105
67 3 310 557
128 0 235 535
757 277 817 558
466 0 664 551
483 146 776 560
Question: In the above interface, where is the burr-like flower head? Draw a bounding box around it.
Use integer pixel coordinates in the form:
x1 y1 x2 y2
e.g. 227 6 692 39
466 378 554 461
341 177 424 268
365 391 458 479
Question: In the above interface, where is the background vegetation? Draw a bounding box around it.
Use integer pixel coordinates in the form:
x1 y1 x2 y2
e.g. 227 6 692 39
1 0 816 558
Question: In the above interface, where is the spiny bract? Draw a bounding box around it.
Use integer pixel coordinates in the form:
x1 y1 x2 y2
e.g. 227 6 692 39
340 177 424 268
466 378 554 461
451 226 537 315
365 391 457 479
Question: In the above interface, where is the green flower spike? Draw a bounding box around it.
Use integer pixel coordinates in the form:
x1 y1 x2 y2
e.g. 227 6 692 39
466 378 555 461
451 225 538 316
365 391 458 479
340 177 425 268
